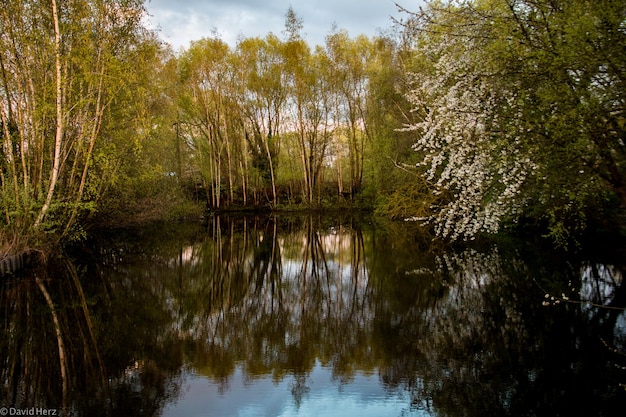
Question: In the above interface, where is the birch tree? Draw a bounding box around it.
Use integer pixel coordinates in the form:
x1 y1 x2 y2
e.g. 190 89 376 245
282 9 334 205
325 31 373 198
1 0 150 239
236 35 286 206
178 37 255 208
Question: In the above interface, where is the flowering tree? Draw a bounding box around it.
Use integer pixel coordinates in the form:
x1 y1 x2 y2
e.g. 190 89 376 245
401 1 535 240
401 0 626 244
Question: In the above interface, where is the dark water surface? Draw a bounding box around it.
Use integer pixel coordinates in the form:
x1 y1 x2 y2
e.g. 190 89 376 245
2 214 625 416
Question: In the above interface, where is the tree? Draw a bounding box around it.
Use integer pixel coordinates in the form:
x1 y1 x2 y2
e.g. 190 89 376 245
36 0 63 229
287 45 334 205
502 0 626 243
283 6 304 42
236 35 286 206
324 31 374 199
1 0 152 241
178 37 237 208
400 0 626 244
93 38 199 224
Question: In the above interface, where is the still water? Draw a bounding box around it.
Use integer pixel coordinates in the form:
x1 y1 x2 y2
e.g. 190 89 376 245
1 214 625 416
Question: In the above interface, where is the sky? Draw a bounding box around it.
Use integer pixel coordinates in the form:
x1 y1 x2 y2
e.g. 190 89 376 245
143 0 415 50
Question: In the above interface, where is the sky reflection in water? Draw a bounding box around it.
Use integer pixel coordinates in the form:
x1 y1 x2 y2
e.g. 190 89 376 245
164 362 419 417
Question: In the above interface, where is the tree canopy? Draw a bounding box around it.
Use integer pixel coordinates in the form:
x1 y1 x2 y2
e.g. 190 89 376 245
400 0 626 245
2 0 625 253
1 0 162 247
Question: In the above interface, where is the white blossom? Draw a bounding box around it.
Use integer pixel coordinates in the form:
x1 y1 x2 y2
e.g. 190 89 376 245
402 30 536 241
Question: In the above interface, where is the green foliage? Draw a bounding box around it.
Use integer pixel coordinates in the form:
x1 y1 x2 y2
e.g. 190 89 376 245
173 22 402 210
4 0 621 252
399 0 626 245
376 180 438 221
1 0 161 247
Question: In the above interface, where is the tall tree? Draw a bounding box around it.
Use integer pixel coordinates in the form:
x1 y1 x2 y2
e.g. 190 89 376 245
400 0 626 243
36 0 63 228
1 0 151 240
325 31 374 198
178 36 255 208
236 35 286 206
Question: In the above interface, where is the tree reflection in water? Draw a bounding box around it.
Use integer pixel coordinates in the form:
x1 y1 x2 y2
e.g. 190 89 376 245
1 214 625 416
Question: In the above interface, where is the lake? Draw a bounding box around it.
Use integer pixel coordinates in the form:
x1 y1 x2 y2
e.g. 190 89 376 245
1 213 625 416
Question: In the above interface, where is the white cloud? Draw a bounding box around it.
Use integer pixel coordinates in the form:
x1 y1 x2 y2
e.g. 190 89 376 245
144 0 410 49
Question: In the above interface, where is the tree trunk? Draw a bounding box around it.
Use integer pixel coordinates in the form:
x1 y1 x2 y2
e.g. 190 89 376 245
263 135 277 207
35 0 63 228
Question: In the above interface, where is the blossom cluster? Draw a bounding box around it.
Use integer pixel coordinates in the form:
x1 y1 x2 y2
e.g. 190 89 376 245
403 33 536 241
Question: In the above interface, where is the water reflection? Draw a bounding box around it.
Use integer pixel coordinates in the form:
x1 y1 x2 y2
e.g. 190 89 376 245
1 214 625 416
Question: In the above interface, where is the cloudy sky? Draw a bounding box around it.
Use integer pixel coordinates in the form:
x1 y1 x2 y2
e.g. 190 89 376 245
144 0 415 50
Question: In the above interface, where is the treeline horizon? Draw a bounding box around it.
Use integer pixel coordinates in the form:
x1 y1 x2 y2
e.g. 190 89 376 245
2 0 626 255
170 8 402 210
